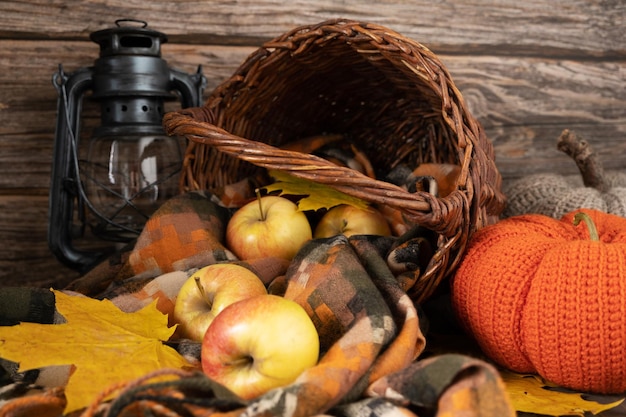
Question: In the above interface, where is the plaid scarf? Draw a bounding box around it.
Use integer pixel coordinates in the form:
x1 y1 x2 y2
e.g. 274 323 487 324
0 192 514 417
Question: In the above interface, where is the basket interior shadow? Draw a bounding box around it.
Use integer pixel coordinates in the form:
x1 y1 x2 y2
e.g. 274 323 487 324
163 19 506 303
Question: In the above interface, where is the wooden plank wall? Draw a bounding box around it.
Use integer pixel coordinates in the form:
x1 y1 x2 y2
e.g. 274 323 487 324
1 0 624 288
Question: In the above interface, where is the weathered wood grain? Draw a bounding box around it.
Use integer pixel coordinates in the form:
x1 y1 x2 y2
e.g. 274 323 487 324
0 195 80 287
444 54 626 178
0 1 624 289
3 41 623 130
1 40 623 192
0 0 623 58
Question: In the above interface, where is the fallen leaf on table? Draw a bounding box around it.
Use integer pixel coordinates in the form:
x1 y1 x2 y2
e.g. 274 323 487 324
264 169 369 212
0 290 190 413
501 369 624 416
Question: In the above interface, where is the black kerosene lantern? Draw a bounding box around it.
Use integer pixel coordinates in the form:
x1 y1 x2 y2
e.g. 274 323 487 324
49 19 206 272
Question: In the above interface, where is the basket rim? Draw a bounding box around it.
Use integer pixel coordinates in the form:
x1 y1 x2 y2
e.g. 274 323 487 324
163 18 506 303
165 18 505 223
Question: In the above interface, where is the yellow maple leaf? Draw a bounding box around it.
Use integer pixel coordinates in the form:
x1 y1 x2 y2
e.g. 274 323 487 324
501 370 625 416
263 170 369 212
0 290 190 413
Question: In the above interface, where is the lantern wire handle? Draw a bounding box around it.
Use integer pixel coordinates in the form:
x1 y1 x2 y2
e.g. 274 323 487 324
52 65 87 236
115 18 148 28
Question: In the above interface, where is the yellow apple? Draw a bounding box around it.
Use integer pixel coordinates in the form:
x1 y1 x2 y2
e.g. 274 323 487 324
201 294 319 400
313 204 391 238
226 195 312 260
173 263 267 342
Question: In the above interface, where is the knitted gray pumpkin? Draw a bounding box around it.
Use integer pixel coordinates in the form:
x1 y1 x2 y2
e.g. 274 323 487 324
503 130 626 219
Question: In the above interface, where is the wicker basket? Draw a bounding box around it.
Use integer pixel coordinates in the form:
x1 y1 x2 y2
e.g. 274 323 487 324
163 19 506 303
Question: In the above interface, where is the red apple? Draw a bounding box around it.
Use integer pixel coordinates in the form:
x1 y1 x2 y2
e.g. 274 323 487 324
201 294 319 399
173 263 267 342
313 204 391 238
226 195 312 261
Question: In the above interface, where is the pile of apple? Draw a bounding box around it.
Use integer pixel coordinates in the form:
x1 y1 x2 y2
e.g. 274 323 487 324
172 195 392 399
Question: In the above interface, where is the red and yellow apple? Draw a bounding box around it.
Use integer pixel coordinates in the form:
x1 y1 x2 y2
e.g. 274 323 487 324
314 204 391 238
201 294 319 400
173 263 267 342
226 195 312 261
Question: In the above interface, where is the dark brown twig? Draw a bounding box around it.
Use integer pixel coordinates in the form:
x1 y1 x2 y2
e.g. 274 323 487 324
556 129 609 193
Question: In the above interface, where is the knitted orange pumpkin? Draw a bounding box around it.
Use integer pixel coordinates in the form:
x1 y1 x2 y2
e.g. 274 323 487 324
451 208 626 394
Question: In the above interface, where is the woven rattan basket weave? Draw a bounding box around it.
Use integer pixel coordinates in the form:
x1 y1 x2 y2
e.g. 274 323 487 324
163 19 506 303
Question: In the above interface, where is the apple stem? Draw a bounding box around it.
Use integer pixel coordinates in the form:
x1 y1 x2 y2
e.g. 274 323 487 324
255 188 267 221
194 276 209 303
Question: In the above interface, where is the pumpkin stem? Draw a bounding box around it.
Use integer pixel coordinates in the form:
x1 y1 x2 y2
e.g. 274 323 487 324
557 129 610 193
573 212 600 241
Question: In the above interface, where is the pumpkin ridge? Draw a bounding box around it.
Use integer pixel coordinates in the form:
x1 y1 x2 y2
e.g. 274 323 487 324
503 173 570 218
597 243 626 392
493 214 578 241
452 217 566 371
521 242 587 390
605 189 626 217
553 188 607 219
522 241 626 393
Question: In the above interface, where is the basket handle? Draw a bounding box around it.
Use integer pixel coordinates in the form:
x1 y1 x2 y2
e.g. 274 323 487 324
163 110 468 238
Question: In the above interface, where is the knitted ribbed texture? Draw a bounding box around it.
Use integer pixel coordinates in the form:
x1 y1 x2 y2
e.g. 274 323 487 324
451 208 626 394
503 172 626 219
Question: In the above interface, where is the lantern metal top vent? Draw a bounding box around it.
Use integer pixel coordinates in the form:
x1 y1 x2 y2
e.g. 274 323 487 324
50 19 206 272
